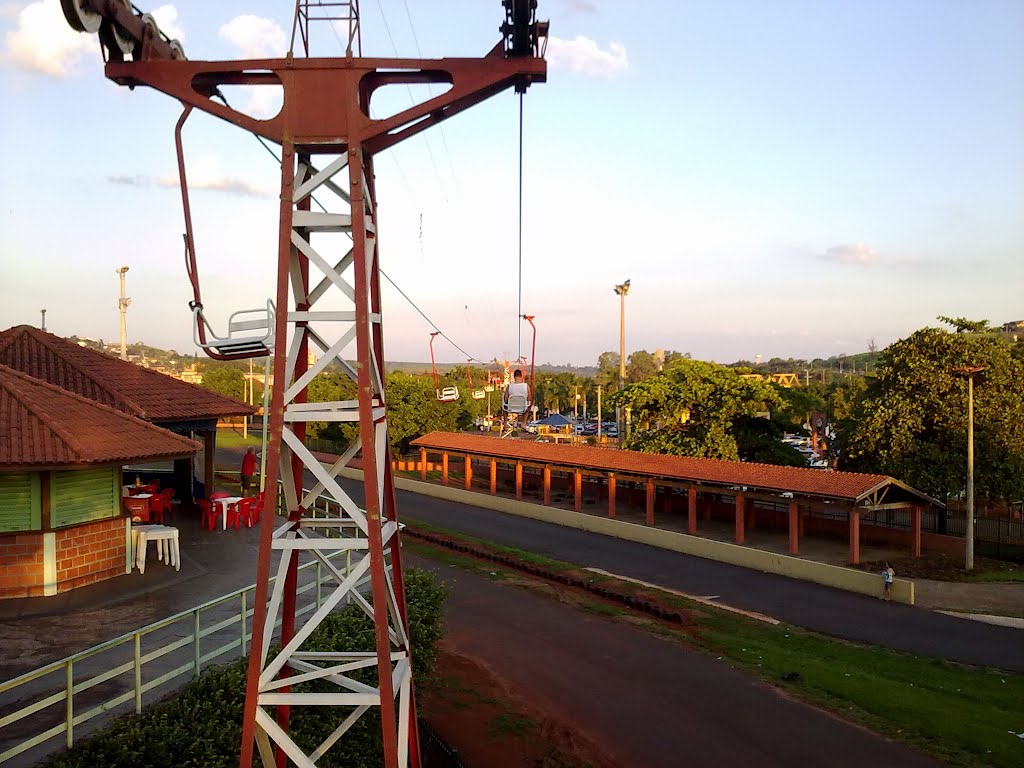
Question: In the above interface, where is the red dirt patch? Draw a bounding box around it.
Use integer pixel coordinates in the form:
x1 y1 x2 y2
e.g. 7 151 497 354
420 645 623 768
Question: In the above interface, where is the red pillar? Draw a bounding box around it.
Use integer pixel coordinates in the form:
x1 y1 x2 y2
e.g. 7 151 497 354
543 466 551 506
489 459 496 495
419 448 427 481
788 500 799 554
441 452 449 485
608 474 616 518
687 487 697 534
911 505 922 558
735 495 745 545
464 455 472 490
515 462 523 500
645 480 655 526
574 470 582 512
849 508 860 564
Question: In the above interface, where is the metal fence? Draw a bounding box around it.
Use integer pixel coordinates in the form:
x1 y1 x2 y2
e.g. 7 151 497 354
0 547 360 766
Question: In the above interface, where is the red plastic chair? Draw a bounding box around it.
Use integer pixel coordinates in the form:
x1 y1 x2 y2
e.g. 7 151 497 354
251 491 267 525
227 497 255 529
210 491 230 500
198 499 218 531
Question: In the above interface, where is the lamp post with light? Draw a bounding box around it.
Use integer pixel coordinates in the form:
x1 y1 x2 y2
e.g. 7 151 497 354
613 279 630 442
954 365 985 571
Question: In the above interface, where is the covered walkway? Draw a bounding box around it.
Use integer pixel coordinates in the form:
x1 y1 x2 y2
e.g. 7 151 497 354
410 432 947 565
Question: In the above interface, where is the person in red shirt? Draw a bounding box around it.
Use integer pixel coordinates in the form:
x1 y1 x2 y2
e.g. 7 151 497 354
241 447 259 496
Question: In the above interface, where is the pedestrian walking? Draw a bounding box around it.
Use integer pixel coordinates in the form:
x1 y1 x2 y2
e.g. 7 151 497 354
881 563 895 600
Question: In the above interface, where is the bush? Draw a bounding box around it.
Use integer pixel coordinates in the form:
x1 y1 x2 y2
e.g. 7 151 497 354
43 569 447 768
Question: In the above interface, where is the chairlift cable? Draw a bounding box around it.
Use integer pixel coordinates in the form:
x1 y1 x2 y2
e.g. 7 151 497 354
517 90 524 360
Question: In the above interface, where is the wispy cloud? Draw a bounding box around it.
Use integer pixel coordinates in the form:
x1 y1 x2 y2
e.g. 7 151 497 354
4 0 94 78
560 0 598 14
219 14 286 59
151 4 184 41
108 174 152 188
817 243 878 267
108 162 270 198
547 35 628 79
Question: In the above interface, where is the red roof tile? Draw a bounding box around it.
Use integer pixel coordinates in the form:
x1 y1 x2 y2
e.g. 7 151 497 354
410 432 928 504
0 364 201 469
0 326 253 422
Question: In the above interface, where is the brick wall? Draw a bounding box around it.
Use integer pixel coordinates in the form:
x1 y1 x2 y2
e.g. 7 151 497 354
0 534 45 599
54 517 127 592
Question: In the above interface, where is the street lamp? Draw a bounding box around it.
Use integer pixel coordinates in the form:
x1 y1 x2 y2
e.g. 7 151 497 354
954 365 985 571
613 279 630 442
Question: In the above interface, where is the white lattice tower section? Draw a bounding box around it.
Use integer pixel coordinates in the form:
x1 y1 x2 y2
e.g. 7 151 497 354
248 142 416 767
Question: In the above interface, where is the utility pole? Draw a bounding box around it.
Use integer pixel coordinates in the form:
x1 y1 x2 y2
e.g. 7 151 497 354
40 309 46 332
954 365 984 571
597 384 602 438
116 266 130 361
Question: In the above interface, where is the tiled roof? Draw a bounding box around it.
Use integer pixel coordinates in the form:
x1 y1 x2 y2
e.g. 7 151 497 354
411 431 929 504
0 364 201 468
0 326 253 422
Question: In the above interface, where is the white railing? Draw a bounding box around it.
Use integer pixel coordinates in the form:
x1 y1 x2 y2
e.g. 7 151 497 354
0 487 367 766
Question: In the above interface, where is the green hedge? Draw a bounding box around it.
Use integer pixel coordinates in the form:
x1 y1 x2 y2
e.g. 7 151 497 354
43 569 447 768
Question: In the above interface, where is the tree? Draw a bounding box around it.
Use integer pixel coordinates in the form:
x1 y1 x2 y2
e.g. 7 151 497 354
385 371 474 454
595 351 620 391
608 359 785 461
838 326 1024 502
626 350 657 383
199 363 245 402
937 315 991 334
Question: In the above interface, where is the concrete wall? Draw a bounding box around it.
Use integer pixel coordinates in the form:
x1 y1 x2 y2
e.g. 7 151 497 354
336 465 915 606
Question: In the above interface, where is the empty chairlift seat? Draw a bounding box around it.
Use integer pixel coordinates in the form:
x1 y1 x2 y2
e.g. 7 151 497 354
192 299 275 359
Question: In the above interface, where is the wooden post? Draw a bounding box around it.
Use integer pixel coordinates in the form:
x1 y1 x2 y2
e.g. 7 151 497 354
543 466 551 506
464 455 472 490
203 429 216 497
735 494 745 545
441 452 449 486
849 508 860 564
911 505 922 558
645 480 655 526
489 459 497 494
687 487 697 534
574 470 582 512
788 500 799 554
608 473 616 518
515 462 523 500
419 447 427 480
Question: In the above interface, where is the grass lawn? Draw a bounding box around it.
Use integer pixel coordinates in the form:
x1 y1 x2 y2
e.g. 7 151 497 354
215 428 264 449
404 519 1024 768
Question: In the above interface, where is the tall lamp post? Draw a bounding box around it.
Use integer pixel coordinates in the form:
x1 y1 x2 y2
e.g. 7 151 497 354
614 279 630 442
954 365 985 571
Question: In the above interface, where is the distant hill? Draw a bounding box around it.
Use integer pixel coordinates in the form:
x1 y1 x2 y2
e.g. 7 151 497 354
384 361 598 377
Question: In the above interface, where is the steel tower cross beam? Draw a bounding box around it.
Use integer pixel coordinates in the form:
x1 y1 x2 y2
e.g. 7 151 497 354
59 2 546 766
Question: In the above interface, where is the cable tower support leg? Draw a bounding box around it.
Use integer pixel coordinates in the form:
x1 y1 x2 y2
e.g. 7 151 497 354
239 140 419 767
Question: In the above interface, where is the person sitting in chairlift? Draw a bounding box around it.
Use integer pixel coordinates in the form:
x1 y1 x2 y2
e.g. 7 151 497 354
503 369 530 411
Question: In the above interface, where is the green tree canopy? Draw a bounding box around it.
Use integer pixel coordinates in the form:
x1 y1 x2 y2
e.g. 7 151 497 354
937 315 991 334
198 363 245 402
838 327 1024 502
608 359 785 460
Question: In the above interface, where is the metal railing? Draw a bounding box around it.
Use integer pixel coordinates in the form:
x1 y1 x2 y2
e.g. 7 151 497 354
0 491 366 766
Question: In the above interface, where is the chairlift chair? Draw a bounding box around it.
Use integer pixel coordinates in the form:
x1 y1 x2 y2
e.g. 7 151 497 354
176 104 274 361
499 314 538 438
429 332 459 402
465 360 486 399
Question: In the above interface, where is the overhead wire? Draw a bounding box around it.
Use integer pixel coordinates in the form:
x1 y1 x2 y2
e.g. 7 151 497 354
517 92 524 360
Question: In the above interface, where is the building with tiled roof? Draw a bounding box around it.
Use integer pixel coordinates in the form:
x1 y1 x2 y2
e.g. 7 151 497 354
0 325 256 501
410 431 949 565
0 365 201 599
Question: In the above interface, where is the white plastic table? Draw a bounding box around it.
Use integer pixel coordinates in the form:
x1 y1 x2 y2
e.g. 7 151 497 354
131 525 180 574
212 497 244 530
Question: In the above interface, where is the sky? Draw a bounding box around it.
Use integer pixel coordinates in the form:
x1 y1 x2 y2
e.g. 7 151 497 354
1 0 1022 367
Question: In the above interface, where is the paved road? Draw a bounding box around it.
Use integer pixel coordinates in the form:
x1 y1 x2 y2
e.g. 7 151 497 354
410 554 941 768
224 447 1024 671
385 484 1024 672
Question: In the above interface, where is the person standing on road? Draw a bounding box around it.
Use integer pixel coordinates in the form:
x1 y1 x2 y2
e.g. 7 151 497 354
881 563 895 600
241 447 258 496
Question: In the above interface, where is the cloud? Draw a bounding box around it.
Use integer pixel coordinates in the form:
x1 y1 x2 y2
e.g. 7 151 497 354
5 0 95 78
108 174 152 187
151 4 184 41
560 0 598 14
219 14 286 59
0 3 22 19
818 243 879 267
108 157 271 198
546 35 628 79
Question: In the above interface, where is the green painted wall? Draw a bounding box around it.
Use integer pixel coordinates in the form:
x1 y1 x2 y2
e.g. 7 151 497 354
51 468 119 528
0 473 41 533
